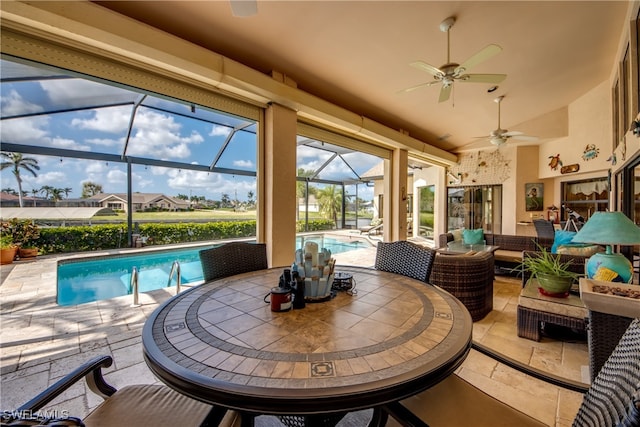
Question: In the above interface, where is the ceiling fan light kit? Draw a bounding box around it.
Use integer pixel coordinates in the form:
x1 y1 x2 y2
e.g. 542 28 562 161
402 16 507 103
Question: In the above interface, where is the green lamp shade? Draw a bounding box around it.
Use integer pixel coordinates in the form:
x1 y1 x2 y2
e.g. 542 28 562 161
572 212 640 283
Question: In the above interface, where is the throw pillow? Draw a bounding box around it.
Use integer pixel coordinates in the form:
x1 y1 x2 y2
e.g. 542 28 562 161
463 229 484 245
551 230 576 253
556 244 602 257
450 228 464 242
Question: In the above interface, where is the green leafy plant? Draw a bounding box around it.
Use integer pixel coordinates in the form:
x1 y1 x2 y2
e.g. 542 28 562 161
516 243 579 280
1 218 40 248
0 235 14 250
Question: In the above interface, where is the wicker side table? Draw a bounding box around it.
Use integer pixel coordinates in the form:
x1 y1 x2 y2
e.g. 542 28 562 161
517 280 587 341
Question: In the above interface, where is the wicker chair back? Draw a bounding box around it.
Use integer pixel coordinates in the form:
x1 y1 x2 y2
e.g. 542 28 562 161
574 317 640 426
374 241 436 283
199 242 268 282
533 219 556 239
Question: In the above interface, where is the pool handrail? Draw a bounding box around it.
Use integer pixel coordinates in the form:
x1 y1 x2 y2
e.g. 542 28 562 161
130 267 140 307
168 260 182 293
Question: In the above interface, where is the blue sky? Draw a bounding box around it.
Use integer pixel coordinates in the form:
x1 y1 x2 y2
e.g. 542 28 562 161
1 58 378 202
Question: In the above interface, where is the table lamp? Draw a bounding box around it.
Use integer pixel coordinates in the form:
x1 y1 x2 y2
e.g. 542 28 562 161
571 211 640 283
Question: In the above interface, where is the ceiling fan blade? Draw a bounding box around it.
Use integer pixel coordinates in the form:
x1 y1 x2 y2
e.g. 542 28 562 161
503 130 524 136
456 44 502 73
230 0 257 17
410 61 444 77
438 84 452 103
460 73 507 84
397 81 439 94
511 134 539 142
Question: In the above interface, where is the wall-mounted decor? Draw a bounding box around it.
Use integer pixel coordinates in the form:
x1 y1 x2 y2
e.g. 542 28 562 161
561 164 580 174
548 154 562 171
525 183 544 211
447 149 511 186
582 144 600 161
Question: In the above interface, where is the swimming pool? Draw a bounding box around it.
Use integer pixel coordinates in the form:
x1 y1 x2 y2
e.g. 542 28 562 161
57 235 370 306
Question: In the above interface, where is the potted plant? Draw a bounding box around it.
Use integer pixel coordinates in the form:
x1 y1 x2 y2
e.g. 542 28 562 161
518 244 580 297
1 219 40 259
0 235 17 265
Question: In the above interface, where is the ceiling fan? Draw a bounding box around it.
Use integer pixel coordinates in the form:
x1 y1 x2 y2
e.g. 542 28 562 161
230 0 257 17
400 16 507 103
481 95 539 146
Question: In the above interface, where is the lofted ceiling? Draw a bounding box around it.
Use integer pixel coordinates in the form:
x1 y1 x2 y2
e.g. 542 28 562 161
95 1 631 154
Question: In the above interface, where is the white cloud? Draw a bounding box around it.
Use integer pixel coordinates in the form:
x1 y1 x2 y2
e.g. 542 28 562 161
51 137 91 151
40 78 132 108
210 125 231 137
71 106 131 133
233 159 254 168
1 89 43 116
1 116 50 143
106 169 127 185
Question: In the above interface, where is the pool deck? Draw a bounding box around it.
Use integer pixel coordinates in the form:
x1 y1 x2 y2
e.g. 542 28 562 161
0 237 587 426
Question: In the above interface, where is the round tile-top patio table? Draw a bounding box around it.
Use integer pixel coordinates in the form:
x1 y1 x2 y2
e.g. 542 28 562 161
142 266 472 422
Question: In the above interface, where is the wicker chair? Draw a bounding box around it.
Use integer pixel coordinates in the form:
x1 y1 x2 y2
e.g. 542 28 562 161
382 318 640 427
199 242 268 282
430 251 494 321
1 355 238 427
533 219 556 239
374 241 437 283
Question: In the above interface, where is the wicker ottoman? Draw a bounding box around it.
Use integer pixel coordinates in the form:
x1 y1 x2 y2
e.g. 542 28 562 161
430 251 494 321
517 280 587 341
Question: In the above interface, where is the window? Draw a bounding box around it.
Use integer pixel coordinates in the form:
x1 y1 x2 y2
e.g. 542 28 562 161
447 185 502 233
295 125 387 231
561 177 609 223
0 55 260 241
417 185 435 239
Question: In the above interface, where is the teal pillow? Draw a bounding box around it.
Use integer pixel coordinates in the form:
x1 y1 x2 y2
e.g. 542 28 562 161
463 229 484 245
551 230 576 253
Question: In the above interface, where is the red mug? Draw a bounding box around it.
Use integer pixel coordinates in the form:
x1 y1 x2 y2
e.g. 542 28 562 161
264 287 293 312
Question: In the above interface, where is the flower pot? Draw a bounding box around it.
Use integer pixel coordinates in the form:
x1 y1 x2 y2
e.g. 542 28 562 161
18 247 38 259
0 246 18 265
537 273 574 297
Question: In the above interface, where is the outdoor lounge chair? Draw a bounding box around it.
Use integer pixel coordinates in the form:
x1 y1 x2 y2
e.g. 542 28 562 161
1 355 239 427
381 318 640 426
374 240 436 283
199 242 268 282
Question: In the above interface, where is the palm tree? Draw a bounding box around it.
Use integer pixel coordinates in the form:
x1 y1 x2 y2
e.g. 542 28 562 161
0 152 40 207
317 185 342 226
62 187 73 198
40 185 55 200
30 189 40 207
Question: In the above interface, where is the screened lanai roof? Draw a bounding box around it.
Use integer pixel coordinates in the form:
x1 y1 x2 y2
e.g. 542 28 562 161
1 56 387 191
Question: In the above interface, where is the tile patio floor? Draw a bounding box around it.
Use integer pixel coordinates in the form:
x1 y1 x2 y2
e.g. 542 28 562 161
0 242 588 426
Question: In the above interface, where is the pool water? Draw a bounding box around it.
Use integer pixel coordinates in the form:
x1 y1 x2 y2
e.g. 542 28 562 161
57 236 369 306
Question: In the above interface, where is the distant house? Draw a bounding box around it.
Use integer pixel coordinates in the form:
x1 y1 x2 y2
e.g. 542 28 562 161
0 192 54 208
85 193 190 213
298 194 319 213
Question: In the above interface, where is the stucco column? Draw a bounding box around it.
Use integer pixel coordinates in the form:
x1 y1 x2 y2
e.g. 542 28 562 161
262 103 297 267
391 148 408 241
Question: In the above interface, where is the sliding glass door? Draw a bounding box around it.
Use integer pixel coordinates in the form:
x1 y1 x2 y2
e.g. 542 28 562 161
447 185 502 233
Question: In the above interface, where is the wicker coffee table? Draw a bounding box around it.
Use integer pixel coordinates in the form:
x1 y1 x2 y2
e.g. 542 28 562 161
517 279 587 341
